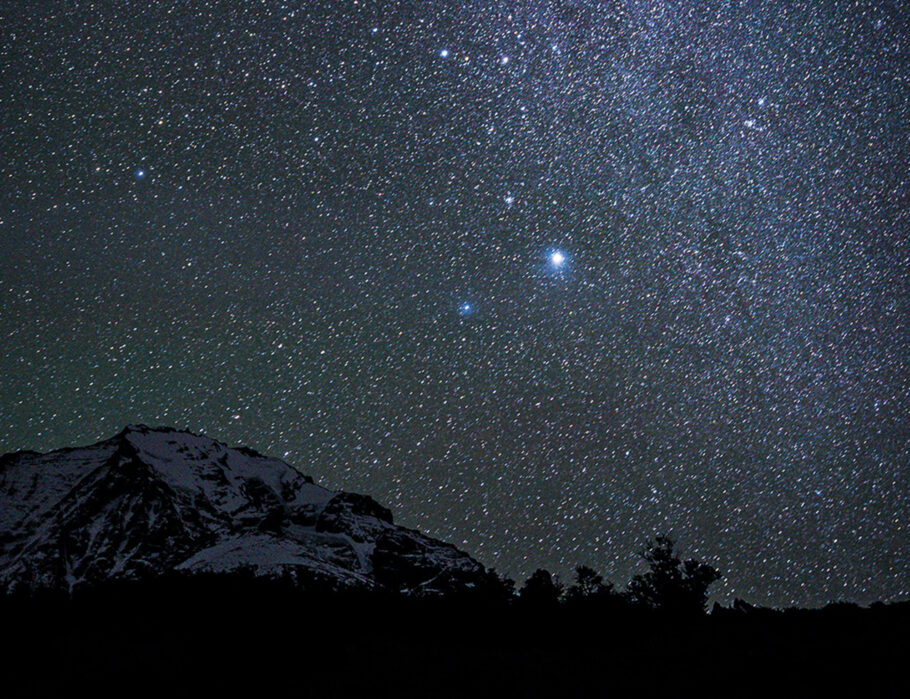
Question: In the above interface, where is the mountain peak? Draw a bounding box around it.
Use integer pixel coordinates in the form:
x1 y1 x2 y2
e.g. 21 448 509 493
1 427 495 596
118 423 184 437
121 422 156 433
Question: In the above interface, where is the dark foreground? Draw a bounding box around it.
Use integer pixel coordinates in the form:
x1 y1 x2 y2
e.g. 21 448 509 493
2 577 907 698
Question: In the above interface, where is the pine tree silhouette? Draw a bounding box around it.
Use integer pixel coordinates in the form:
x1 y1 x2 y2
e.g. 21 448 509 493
518 569 563 606
627 535 720 614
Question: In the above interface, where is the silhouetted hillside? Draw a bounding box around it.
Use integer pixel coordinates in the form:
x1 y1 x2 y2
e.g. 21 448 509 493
1 574 908 697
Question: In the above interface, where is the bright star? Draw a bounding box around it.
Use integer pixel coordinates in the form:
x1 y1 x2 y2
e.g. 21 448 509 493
440 49 450 58
500 56 510 65
504 195 515 206
550 250 566 268
135 169 145 179
459 302 474 316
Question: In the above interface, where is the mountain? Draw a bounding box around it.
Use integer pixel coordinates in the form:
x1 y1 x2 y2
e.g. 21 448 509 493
0 425 495 595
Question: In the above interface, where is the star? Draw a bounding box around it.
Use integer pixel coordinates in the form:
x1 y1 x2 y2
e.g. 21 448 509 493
549 250 567 268
458 302 474 316
439 49 450 59
135 169 146 179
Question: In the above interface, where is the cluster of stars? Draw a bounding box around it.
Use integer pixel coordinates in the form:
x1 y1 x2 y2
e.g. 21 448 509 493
0 1 907 607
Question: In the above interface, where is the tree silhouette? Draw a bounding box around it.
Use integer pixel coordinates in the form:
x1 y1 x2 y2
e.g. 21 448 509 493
518 569 563 606
626 535 721 615
487 570 516 602
565 565 614 602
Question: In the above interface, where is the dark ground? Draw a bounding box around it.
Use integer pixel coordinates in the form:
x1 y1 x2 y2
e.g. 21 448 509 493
2 577 907 698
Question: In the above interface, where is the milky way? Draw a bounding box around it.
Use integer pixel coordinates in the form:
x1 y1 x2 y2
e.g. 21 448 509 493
1 1 908 606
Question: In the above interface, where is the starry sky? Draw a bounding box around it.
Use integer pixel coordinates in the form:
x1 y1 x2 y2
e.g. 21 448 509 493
1 0 908 607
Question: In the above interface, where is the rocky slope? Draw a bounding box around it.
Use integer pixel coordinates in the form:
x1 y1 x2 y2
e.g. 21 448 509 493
0 425 494 595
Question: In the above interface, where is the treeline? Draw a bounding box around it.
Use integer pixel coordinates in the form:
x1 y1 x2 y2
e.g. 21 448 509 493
0 533 720 615
507 534 721 616
1 535 907 697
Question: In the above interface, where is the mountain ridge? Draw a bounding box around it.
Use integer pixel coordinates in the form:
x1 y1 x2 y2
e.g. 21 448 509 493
0 424 496 596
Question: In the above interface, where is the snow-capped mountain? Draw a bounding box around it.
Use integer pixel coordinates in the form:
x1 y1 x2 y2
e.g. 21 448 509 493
0 425 493 595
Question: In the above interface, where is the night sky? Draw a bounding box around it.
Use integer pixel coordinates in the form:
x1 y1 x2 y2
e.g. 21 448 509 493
1 1 908 607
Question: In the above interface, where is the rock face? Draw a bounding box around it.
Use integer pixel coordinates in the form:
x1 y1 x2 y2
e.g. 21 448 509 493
0 425 492 595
